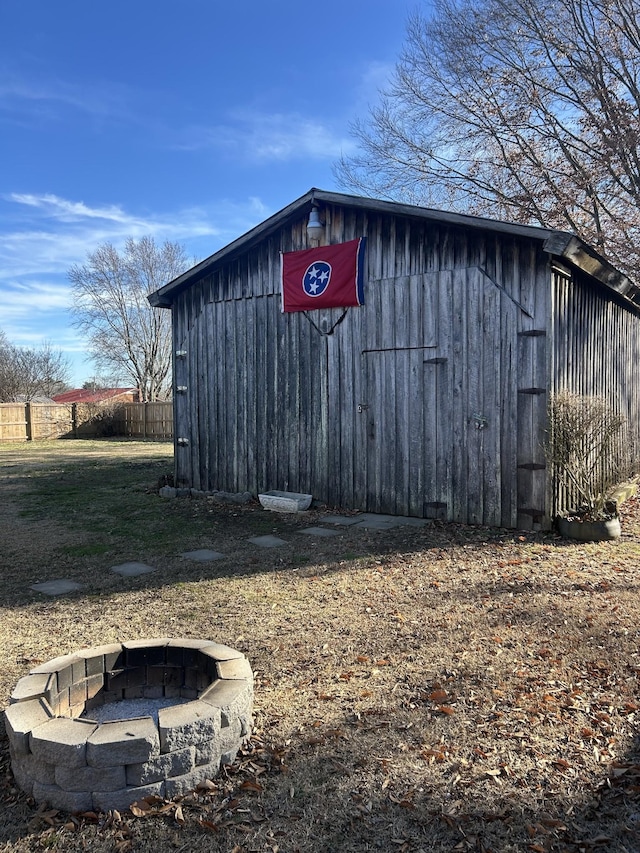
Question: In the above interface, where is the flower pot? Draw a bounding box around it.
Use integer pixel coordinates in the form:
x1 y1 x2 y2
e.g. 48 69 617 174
557 515 621 542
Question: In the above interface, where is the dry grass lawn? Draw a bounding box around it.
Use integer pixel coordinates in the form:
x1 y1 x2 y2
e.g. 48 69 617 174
1 439 640 852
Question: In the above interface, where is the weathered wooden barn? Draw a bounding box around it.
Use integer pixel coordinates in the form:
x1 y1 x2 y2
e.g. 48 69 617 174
149 189 640 529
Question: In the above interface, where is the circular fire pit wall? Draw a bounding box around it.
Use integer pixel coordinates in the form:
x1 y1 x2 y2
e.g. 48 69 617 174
5 639 253 812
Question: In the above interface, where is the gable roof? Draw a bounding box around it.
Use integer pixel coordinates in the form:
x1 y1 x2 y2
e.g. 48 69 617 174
148 188 639 309
52 388 137 404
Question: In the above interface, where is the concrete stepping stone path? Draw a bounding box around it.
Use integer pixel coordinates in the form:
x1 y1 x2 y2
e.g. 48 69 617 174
180 549 225 562
298 527 340 537
247 535 287 548
30 580 83 596
110 562 157 577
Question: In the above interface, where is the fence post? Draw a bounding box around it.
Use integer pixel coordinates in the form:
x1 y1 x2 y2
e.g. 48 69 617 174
143 402 148 438
25 403 32 441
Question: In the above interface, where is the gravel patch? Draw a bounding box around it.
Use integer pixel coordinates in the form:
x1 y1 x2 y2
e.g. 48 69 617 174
82 696 190 725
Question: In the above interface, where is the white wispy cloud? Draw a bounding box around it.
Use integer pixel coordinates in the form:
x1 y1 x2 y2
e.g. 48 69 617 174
0 192 272 341
0 75 132 123
178 110 357 163
0 193 229 281
0 189 274 379
3 280 72 315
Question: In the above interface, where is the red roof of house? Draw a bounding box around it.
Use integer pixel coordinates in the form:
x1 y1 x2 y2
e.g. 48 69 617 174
52 388 138 404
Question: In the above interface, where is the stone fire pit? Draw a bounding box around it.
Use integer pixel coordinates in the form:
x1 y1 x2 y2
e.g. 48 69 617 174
5 638 253 812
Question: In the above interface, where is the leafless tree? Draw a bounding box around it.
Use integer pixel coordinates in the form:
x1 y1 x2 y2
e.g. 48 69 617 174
69 237 189 401
0 336 71 402
337 0 640 278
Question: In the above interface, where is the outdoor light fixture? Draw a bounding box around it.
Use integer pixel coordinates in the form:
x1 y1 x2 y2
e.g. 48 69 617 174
306 205 325 243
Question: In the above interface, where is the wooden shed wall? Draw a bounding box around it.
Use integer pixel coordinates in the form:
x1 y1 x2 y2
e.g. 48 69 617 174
551 268 640 514
172 204 552 527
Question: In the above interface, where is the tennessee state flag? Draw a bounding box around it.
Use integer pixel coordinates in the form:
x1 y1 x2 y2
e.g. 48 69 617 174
281 237 366 312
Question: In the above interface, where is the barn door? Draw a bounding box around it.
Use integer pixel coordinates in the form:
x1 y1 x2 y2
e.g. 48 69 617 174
362 348 448 517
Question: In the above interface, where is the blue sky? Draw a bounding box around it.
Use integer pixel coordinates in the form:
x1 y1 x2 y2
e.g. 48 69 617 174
0 1 419 386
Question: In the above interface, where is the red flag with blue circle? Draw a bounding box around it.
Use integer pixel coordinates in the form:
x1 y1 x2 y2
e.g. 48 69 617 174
281 238 366 312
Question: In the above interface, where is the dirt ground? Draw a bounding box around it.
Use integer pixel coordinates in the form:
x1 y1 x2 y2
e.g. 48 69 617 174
2 440 640 853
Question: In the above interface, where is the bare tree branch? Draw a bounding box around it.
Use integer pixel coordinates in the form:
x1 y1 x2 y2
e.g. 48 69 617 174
337 0 640 278
0 336 70 402
68 237 189 401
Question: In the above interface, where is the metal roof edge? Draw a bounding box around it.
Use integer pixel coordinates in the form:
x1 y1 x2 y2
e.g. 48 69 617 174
543 232 640 308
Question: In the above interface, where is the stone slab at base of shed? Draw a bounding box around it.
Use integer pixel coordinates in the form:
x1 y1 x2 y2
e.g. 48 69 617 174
5 638 253 813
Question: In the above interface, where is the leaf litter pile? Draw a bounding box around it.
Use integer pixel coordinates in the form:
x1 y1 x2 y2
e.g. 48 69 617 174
1 442 640 851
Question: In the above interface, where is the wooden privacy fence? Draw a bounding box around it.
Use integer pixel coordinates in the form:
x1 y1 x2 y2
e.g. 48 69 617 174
114 402 173 440
0 402 173 442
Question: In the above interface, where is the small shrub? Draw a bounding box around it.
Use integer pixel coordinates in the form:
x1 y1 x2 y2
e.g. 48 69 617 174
546 391 627 519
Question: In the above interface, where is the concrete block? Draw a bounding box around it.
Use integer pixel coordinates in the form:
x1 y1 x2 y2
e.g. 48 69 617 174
10 759 34 796
164 762 221 798
220 747 239 766
126 746 196 786
86 674 105 700
158 701 221 753
106 669 128 692
55 763 126 793
30 718 97 768
197 643 246 662
31 654 83 693
10 673 55 704
69 679 87 708
179 687 199 700
92 782 165 814
74 644 125 676
52 689 71 717
4 697 54 757
33 782 93 812
87 718 160 767
146 665 183 688
123 639 169 667
216 658 254 682
194 740 221 766
199 679 253 728
218 718 243 751
12 754 56 786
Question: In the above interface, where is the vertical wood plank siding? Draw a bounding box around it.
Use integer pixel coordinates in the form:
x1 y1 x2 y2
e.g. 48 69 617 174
551 269 640 515
171 205 563 527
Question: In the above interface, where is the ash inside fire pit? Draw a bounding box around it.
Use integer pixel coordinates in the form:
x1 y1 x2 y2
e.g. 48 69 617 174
4 638 253 813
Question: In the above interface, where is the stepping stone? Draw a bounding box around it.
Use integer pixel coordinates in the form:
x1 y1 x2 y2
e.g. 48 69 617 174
180 549 225 562
110 562 156 577
298 527 340 537
248 535 287 548
318 515 362 526
357 513 399 523
353 518 400 530
30 580 83 596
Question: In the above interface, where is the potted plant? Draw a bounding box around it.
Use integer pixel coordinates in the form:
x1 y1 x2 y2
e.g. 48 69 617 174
545 391 627 541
